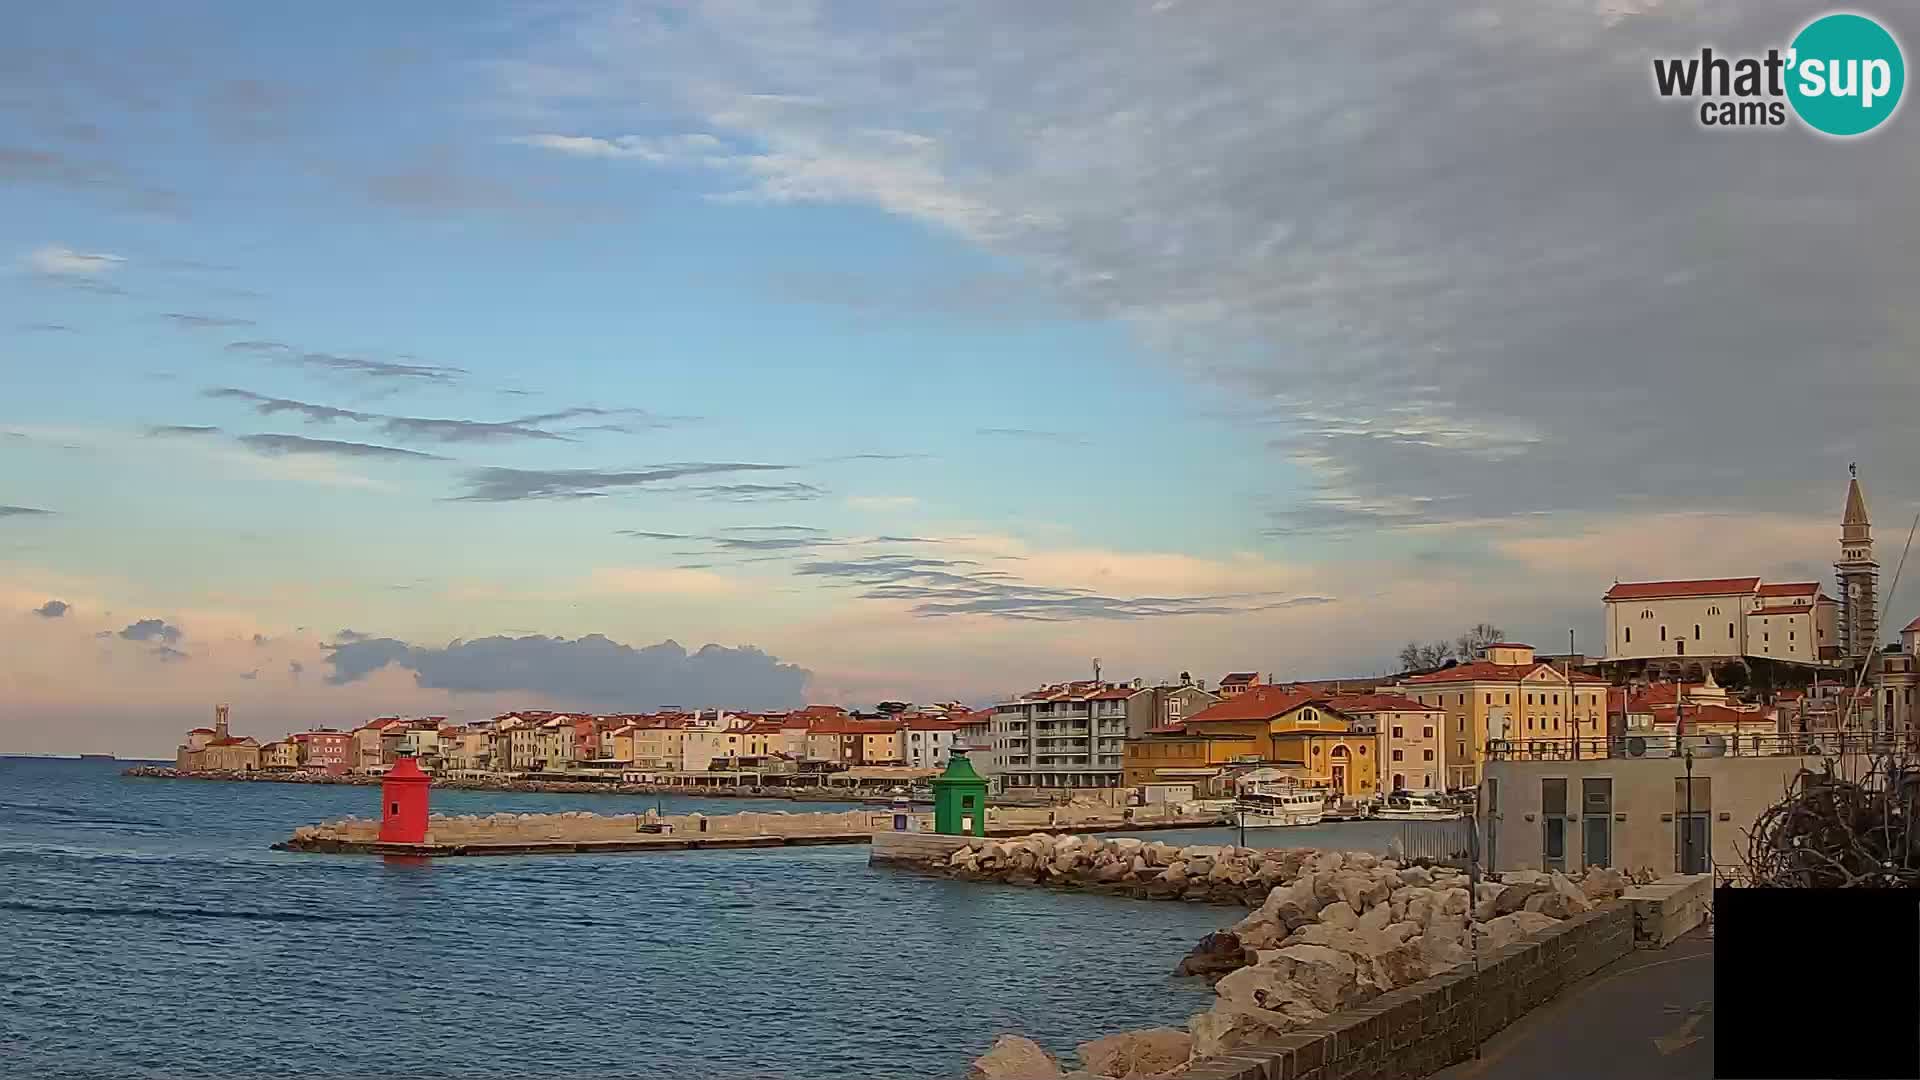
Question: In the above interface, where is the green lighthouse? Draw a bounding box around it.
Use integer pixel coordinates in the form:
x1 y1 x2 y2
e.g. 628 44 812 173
931 751 989 836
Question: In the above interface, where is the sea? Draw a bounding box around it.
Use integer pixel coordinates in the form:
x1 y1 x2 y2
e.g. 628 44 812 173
0 757 1403 1080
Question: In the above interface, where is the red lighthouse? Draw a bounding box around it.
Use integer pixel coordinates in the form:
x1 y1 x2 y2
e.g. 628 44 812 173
378 753 431 844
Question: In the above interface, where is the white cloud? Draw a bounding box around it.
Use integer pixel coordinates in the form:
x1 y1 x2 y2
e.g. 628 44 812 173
509 132 724 161
26 245 126 276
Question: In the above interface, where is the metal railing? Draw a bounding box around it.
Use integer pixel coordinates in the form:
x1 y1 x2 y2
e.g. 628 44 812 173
1485 732 1913 762
1392 817 1478 868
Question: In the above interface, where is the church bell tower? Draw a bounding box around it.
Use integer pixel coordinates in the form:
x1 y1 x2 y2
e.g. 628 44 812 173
1835 464 1879 660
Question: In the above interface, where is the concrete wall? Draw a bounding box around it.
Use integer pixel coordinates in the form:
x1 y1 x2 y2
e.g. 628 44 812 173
1183 905 1635 1080
1483 752 1815 876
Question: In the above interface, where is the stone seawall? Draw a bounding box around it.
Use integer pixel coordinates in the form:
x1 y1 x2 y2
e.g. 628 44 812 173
960 835 1651 1079
1178 904 1636 1080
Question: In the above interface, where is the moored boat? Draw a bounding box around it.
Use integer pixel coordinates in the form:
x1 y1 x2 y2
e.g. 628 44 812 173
1373 789 1462 821
1232 779 1327 828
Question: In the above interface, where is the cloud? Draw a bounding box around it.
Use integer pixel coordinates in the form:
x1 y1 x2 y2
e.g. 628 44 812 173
674 482 824 502
976 428 1090 446
509 132 726 161
33 599 69 618
223 341 465 384
118 618 183 644
151 645 189 663
19 322 74 333
202 388 669 443
824 452 935 462
160 312 257 329
237 434 448 461
238 668 259 680
0 505 53 518
145 424 222 437
24 244 125 276
0 146 184 216
320 632 809 709
793 552 1331 622
512 1 1920 535
454 462 792 501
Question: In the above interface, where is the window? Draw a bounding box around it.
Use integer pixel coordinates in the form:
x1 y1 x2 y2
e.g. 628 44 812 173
1729 622 1735 638
1789 631 1795 641
1457 716 1465 732
1625 627 1632 643
1552 694 1559 705
1485 694 1492 705
1693 624 1701 640
1527 718 1534 730
1392 749 1404 761
1707 605 1720 616
1392 726 1404 738
1357 745 1368 755
1423 749 1434 761
1641 609 1654 619
1422 726 1434 739
1505 693 1512 705
1660 626 1667 641
1527 693 1534 705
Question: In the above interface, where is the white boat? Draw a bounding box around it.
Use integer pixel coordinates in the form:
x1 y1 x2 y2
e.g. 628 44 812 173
1374 790 1462 821
1232 781 1327 828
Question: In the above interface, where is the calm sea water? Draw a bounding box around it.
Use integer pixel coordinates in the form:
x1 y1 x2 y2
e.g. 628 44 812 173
0 758 1401 1080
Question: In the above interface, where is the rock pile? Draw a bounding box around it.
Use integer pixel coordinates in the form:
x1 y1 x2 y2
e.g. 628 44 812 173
967 844 1636 1079
929 835 1319 905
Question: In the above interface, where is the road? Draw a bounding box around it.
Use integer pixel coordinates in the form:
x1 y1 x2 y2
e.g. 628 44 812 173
1432 927 1714 1080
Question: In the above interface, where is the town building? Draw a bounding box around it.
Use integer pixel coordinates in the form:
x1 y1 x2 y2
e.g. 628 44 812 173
260 740 300 770
990 682 1132 790
1217 672 1263 698
1121 679 1222 739
901 716 961 769
1602 578 1838 666
291 730 351 773
1121 686 1376 799
174 704 262 772
1480 732 1872 878
1326 692 1445 793
1396 642 1609 790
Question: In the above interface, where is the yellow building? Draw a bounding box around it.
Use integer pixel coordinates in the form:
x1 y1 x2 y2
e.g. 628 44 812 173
1122 687 1376 798
1396 642 1609 789
260 740 300 770
631 721 688 770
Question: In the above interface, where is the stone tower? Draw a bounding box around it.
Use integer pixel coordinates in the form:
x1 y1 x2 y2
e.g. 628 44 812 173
214 703 231 740
1836 464 1879 660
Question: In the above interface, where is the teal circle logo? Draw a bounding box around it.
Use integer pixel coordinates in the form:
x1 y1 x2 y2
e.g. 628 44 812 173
1787 13 1905 136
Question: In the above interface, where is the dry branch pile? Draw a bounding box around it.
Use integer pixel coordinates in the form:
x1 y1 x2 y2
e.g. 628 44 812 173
1745 765 1920 887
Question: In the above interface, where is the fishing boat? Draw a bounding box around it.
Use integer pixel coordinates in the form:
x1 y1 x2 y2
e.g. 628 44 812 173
1373 790 1462 821
1232 779 1327 828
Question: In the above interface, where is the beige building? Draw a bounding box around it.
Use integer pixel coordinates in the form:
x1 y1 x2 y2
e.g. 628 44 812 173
1122 680 1221 740
1482 740 1837 879
991 682 1133 789
1603 577 1838 666
631 721 688 770
1396 642 1609 789
1329 693 1445 793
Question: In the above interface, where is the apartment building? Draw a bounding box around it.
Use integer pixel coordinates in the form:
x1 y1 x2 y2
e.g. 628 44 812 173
991 682 1132 789
1328 692 1445 792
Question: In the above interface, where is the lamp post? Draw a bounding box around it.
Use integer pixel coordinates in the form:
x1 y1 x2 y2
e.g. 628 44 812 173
1682 745 1697 874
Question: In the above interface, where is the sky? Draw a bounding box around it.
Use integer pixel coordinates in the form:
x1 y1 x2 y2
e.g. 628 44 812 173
4 1 1918 755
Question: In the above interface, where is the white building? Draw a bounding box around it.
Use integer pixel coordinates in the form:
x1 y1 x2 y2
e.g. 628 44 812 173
900 716 960 769
991 682 1132 789
1603 577 1837 665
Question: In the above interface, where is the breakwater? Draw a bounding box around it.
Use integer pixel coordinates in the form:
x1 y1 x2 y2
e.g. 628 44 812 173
279 809 1227 856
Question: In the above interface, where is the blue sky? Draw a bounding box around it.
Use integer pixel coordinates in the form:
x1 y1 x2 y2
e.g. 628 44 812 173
5 1 1916 753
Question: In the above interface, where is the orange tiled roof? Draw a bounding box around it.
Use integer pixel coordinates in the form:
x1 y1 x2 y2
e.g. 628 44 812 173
1604 577 1762 601
1182 686 1328 723
1326 692 1442 714
1756 582 1820 597
1403 661 1607 685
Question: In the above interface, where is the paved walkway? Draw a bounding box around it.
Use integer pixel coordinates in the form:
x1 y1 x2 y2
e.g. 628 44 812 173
1433 928 1714 1080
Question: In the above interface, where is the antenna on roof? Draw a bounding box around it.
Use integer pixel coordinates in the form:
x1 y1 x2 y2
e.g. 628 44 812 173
1093 657 1102 684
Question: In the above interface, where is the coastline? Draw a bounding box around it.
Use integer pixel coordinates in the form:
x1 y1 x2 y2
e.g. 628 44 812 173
121 765 891 802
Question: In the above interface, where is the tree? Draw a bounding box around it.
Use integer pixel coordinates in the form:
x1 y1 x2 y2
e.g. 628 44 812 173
1398 640 1455 672
1454 623 1506 661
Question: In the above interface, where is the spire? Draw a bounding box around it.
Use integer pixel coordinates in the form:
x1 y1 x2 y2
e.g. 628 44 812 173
1843 466 1870 528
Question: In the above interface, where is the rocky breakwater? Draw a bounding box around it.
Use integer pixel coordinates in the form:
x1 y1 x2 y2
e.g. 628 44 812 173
926 835 1316 905
965 853 1637 1079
